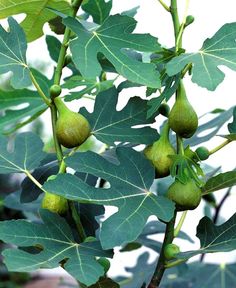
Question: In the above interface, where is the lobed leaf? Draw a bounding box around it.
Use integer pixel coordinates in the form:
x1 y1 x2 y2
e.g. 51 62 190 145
43 147 175 249
0 17 30 89
166 23 236 90
82 0 112 24
0 209 111 286
0 132 46 174
63 15 162 88
80 87 159 145
0 0 72 42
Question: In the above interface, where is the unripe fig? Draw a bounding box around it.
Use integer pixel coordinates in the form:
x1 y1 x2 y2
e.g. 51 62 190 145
158 103 170 117
97 257 111 273
195 146 210 161
167 178 201 211
164 243 180 260
185 15 195 27
55 97 91 148
41 192 68 214
169 81 198 138
50 84 62 98
144 123 175 178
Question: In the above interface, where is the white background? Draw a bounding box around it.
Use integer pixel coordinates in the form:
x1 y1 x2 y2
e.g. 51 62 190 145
1 0 236 281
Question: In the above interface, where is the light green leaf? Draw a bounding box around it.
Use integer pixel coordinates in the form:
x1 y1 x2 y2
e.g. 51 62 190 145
62 75 114 101
166 23 236 91
176 212 236 260
80 87 159 145
64 15 162 88
0 0 72 42
0 209 111 286
0 17 30 89
43 147 175 249
0 132 46 174
202 171 236 195
82 0 112 24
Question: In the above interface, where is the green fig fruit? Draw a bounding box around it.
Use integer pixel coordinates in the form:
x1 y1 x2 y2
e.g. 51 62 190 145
164 243 180 260
169 81 198 138
195 146 210 160
55 97 91 148
167 178 201 211
158 103 170 117
50 84 62 98
144 123 175 178
185 15 195 27
41 192 68 214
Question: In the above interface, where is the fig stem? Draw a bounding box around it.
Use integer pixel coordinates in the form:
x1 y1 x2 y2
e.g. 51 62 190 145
29 72 51 106
176 0 190 51
148 212 177 287
209 139 231 155
174 210 188 237
157 0 170 12
69 201 87 242
164 258 187 269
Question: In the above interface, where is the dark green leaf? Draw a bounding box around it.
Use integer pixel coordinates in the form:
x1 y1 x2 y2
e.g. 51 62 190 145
82 0 112 24
81 87 159 145
166 23 236 90
43 148 175 249
176 212 236 260
0 209 111 286
64 15 162 88
202 171 236 195
21 161 58 203
0 17 30 89
0 132 46 174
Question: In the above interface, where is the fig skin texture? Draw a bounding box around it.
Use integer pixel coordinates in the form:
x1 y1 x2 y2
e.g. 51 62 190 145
144 123 175 178
54 97 91 148
169 81 198 138
167 178 201 211
41 192 68 215
195 146 210 161
164 243 180 260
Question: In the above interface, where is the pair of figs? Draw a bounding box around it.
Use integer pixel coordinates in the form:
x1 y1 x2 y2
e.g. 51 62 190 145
54 96 91 148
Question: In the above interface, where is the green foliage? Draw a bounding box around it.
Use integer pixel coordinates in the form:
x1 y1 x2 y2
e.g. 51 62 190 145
81 87 160 145
82 0 112 24
174 212 236 261
202 171 236 195
63 15 162 88
0 209 112 286
167 22 236 91
0 0 72 41
43 147 175 249
0 132 46 174
0 17 30 89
